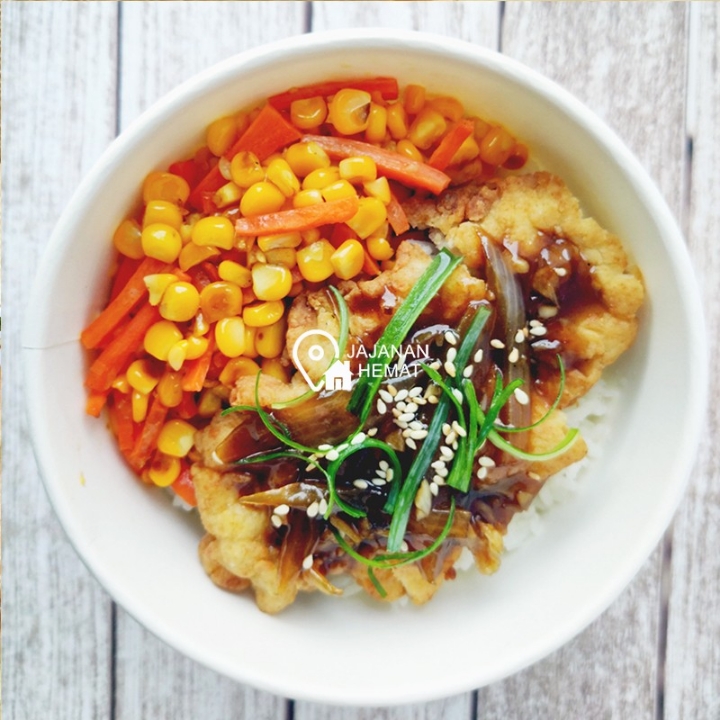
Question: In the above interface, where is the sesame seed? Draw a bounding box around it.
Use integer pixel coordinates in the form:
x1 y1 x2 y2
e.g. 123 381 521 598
508 347 520 363
376 468 387 478
305 464 315 472
477 466 488 480
400 541 409 553
446 347 457 363
479 456 496 467
306 501 320 518
367 427 378 437
376 399 387 414
440 446 454 460
336 443 349 452
402 428 412 438
351 432 366 445
538 305 559 319
528 472 541 481
529 326 547 337
427 395 439 404
325 449 339 462
444 330 457 346
529 319 542 327
406 437 417 450
409 386 424 398
318 498 328 515
442 423 452 436
433 474 446 486
395 389 409 402
353 479 369 490
435 465 449 478
514 387 530 405
446 431 457 445
444 361 457 378
379 389 393 404
409 429 428 440
379 460 389 471
388 385 398 397
318 443 333 452
452 421 467 438
430 482 439 496
555 267 568 277
302 554 314 571
274 504 290 516
514 329 525 344
452 440 459 450
431 460 446 470
452 388 464 404
405 401 418 414
490 339 505 349
396 400 407 412
399 412 415 423
372 478 387 486
463 365 474 378
270 514 283 529
473 348 484 363
409 420 424 431
385 469 394 481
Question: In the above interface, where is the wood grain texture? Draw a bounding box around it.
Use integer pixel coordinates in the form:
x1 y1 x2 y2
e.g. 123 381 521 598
1 4 119 719
665 3 720 719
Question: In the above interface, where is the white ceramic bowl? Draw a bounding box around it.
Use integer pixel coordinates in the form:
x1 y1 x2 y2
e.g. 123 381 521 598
24 29 706 705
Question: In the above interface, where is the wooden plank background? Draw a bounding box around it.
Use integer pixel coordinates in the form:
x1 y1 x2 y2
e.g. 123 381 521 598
2 3 717 718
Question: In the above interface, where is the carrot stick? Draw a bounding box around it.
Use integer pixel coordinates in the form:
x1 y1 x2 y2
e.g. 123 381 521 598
362 252 382 277
85 302 160 392
268 77 399 110
234 196 359 237
126 395 168 471
386 191 411 235
109 391 136 457
303 135 452 195
85 390 109 417
109 255 141 302
171 464 197 507
428 118 475 170
181 338 215 392
81 257 166 349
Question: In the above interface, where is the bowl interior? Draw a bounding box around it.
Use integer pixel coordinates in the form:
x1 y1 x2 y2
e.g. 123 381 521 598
24 30 705 705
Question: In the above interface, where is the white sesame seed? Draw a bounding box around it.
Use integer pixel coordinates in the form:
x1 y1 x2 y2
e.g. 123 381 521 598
372 478 387 486
336 443 349 452
400 541 409 553
405 401 418 414
555 267 568 277
409 420 424 431
463 365 474 378
528 472 541 481
473 348 484 363
529 326 547 337
402 428 412 438
490 339 505 349
353 479 369 490
306 501 320 518
479 456 496 467
274 504 290 516
385 469 394 481
538 305 559 319
427 395 439 404
446 431 457 445
431 460 446 470
388 385 398 397
435 465 449 478
409 429 428 440
367 427 378 437
514 329 525 344
452 440 459 450
444 361 457 378
508 347 520 363
452 421 467 438
439 446 454 460
514 387 530 405
379 460 389 471
430 482 439 496
376 398 387 414
396 401 407 412
399 412 415 423
409 386 424 398
351 432 366 445
325 449 340 462
442 423 452 436
318 498 328 515
452 388 464 404
270 514 283 528
376 468 387 478
406 437 417 450
529 319 542 327
379 389 393 404
446 347 457 363
430 360 442 371
306 464 315 472
395 389 409 402
318 443 333 451
302 554 314 570
477 466 488 480
433 474 446 486
444 330 457 345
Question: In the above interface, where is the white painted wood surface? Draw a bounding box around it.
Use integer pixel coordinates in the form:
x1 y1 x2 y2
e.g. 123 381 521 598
2 3 716 719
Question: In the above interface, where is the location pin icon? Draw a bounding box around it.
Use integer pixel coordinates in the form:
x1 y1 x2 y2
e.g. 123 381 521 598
291 329 341 393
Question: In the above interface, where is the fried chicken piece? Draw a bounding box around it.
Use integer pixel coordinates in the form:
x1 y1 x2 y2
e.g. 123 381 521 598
198 534 250 593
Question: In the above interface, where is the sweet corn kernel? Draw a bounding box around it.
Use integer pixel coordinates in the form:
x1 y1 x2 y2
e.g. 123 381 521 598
243 300 285 328
144 273 179 306
206 115 239 157
143 200 183 230
111 375 131 394
396 139 424 163
147 452 182 487
408 107 447 150
293 189 324 209
178 242 220 272
386 102 409 140
261 357 289 383
321 180 358 202
290 96 328 130
266 158 300 198
192 310 210 337
404 84 426 115
503 142 529 170
367 234 394 261
131 390 149 424
243 324 257 357
328 89 372 135
141 223 182 262
157 419 196 458
330 239 365 280
285 141 331 178
301 228 321 245
213 181 243 208
302 167 341 191
252 264 293 301
230 151 265 188
157 371 184 407
197 388 223 418
257 232 302 252
474 117 492 142
450 134 480 165
346 197 387 239
167 341 188 371
199 281 243 323
255 316 287 359
184 335 209 360
113 219 144 259
264 248 297 268
218 260 252 287
219 356 261 386
144 320 183 361
191 215 235 250
365 103 387 144
296 240 335 283
159 281 200 322
338 156 377 185
479 125 515 166
142 172 190 205
126 359 161 394
362 176 391 205
215 316 246 357
428 96 465 122
240 181 286 217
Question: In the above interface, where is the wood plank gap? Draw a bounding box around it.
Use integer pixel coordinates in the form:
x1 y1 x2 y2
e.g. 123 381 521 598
656 530 673 720
115 0 123 138
497 1 505 53
110 602 118 720
470 690 479 720
304 0 313 33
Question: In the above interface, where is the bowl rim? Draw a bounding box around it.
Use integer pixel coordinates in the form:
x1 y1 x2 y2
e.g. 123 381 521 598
23 27 708 705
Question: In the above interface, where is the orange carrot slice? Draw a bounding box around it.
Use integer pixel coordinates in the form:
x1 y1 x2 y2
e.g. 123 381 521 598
386 191 411 235
126 395 168 471
268 77 399 110
428 118 475 170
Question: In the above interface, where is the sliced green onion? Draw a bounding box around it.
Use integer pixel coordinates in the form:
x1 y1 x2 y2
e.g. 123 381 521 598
488 427 580 461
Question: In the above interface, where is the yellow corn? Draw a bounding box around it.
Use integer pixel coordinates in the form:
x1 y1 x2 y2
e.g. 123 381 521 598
330 239 365 280
143 200 183 230
365 103 387 144
159 281 200 322
213 181 243 209
346 197 387 239
339 156 377 184
230 151 265 188
215 316 246 358
192 310 210 337
144 320 183 361
404 84 426 115
243 324 257 357
199 281 243 322
126 359 161 394
131 390 149 424
141 223 182 263
386 102 409 140
285 141 331 177
191 215 235 250
157 418 196 458
362 176 391 205
450 134 480 165
142 172 190 205
266 158 300 198
396 139 424 163
144 273 178 306
179 213 200 243
218 260 252 287
255 316 287 359
111 375 130 394
167 341 188 372
290 96 328 130
206 115 239 157
185 335 209 360
113 219 144 259
408 108 447 150
157 371 184 407
240 181 286 217
302 167 341 191
243 300 285 328
321 180 358 202
252 264 292 301
147 452 182 487
479 125 514 166
197 388 223 418
219 356 261 386
367 234 394 261
178 242 220 272
296 240 335 283
261 357 290 383
292 189 324 208
428 95 465 122
263 248 297 268
257 232 302 252
328 88 371 135
301 228 321 245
